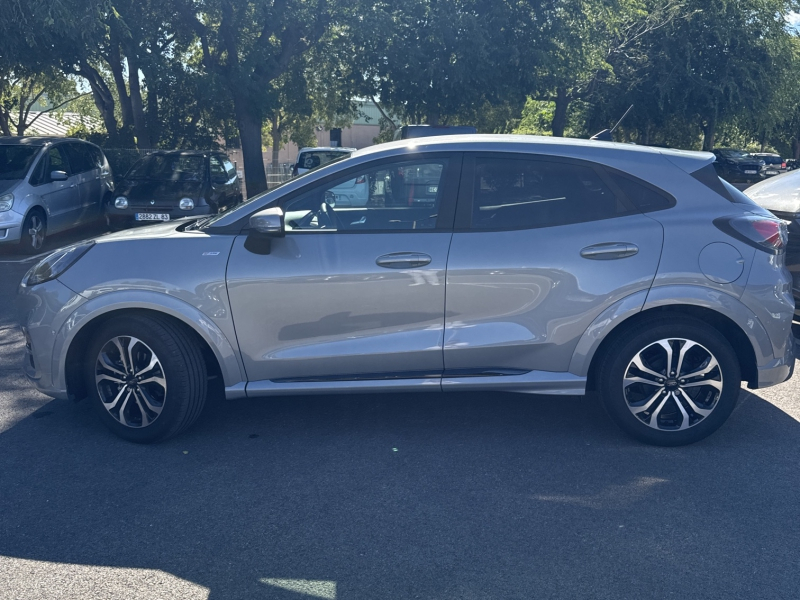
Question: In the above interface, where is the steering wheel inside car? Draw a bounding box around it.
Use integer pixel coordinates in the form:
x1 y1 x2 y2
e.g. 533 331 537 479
294 200 339 230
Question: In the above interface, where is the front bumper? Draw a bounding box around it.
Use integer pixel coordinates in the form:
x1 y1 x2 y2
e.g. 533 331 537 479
18 276 87 400
105 204 213 222
0 210 24 244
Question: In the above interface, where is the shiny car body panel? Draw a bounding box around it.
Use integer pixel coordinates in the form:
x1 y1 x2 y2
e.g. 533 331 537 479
17 135 794 407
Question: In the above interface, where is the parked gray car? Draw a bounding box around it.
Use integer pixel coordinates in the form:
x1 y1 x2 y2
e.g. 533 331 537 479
0 137 113 253
744 170 800 314
18 135 795 446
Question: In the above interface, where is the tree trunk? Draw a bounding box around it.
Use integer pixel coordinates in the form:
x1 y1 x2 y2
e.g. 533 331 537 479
234 92 267 197
106 29 135 140
551 87 569 137
271 115 281 168
0 110 10 136
77 61 120 145
426 110 439 126
793 138 800 161
126 52 152 149
701 115 716 151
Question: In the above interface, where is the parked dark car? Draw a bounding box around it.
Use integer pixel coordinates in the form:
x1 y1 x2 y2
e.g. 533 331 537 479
106 150 241 228
712 148 766 183
394 125 478 140
751 153 787 177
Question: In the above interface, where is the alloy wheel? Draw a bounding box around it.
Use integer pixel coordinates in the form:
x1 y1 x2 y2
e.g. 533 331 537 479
95 336 167 428
28 215 45 250
622 338 723 431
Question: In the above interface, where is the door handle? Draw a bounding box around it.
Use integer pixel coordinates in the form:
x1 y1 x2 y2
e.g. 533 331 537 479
376 252 432 269
580 242 639 260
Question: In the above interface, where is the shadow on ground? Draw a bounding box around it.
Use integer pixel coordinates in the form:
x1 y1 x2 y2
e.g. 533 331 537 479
1 377 799 599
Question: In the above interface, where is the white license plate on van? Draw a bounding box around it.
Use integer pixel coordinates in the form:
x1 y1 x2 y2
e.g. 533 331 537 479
135 213 170 221
744 170 757 175
766 170 778 175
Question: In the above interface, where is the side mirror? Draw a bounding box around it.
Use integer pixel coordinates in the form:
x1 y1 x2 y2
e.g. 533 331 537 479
245 207 284 255
50 170 68 181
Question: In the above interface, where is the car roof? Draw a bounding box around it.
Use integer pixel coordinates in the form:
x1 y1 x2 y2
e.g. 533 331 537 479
352 134 712 169
144 150 215 157
0 136 88 146
752 152 780 156
297 147 356 153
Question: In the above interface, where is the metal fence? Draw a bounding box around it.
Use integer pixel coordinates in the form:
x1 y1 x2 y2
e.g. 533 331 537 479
266 164 293 189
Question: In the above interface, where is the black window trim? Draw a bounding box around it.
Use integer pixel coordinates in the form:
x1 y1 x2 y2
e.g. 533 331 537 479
453 152 656 233
230 152 464 235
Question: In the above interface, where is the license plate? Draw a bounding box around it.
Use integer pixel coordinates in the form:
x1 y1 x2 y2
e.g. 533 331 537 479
744 170 757 175
427 185 438 194
135 213 170 221
766 170 778 175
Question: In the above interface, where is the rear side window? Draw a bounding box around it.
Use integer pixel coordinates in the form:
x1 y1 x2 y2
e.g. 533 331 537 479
469 156 632 230
606 172 674 212
691 163 760 207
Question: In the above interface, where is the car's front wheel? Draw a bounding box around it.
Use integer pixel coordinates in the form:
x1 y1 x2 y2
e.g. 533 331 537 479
85 314 208 443
20 210 46 254
598 316 741 446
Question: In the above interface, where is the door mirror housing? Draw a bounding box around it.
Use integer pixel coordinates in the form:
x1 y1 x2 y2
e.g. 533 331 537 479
250 207 285 237
50 170 68 181
245 207 284 255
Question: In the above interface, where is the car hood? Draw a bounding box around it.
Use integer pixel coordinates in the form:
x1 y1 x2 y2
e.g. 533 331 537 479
0 180 20 195
117 179 204 202
96 218 196 243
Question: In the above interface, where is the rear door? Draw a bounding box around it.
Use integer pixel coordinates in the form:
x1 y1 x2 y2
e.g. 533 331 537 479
443 153 665 378
64 142 102 222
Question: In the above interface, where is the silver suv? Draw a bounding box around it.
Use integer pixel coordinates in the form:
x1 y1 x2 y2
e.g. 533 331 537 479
18 136 795 445
0 137 113 253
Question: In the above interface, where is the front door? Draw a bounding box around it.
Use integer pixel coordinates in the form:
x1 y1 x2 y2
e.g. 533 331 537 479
226 154 461 384
39 145 81 231
443 153 665 378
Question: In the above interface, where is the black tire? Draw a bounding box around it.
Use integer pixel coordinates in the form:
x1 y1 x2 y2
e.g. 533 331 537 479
19 209 46 254
596 316 741 446
84 314 207 443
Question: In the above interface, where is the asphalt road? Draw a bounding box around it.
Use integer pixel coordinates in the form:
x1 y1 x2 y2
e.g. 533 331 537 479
1 223 800 599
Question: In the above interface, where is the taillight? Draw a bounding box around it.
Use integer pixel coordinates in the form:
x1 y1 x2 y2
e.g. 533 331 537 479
782 162 787 169
355 175 366 184
714 215 787 254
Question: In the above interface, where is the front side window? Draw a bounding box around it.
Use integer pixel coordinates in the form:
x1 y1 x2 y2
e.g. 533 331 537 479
223 158 237 179
47 146 71 176
470 157 629 230
283 159 448 232
0 145 41 180
210 156 226 181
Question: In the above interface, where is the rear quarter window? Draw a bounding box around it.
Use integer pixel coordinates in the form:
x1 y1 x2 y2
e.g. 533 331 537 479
606 171 675 212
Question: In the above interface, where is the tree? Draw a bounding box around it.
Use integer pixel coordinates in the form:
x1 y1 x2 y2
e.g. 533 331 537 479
353 0 520 126
0 69 89 136
175 0 335 196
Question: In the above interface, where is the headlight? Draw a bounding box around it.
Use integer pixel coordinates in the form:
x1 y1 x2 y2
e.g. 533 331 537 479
25 241 95 286
0 193 13 212
114 197 128 209
179 198 195 210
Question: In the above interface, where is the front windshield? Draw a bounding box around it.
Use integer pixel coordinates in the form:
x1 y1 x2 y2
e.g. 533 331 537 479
126 155 205 181
0 146 41 180
719 149 750 159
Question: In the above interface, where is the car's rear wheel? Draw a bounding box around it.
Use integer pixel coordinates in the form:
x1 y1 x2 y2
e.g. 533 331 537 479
20 210 46 254
597 316 741 446
85 314 207 443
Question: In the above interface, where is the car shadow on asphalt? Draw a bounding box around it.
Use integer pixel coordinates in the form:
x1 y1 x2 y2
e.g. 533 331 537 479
1 376 799 598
